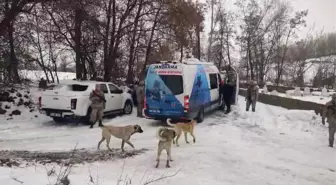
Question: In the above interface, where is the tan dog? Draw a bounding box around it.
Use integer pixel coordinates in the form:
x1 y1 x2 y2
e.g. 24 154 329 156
166 118 196 147
97 124 144 152
156 127 176 168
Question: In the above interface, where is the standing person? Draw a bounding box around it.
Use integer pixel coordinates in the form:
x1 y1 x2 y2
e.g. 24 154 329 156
89 84 106 128
245 80 259 112
135 81 145 118
219 79 224 110
221 78 234 114
322 93 336 147
130 84 138 106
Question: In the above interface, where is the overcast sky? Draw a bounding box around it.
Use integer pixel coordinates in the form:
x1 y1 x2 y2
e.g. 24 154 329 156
198 0 336 60
289 0 336 37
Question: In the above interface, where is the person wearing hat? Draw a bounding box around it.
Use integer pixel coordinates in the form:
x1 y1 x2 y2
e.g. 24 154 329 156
322 93 336 147
245 80 259 112
135 81 145 117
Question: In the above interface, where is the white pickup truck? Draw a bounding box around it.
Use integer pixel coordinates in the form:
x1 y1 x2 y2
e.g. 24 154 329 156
38 80 133 123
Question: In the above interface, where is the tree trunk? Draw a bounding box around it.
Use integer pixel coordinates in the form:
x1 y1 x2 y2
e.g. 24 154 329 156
126 0 143 84
105 0 137 81
247 37 254 80
226 32 231 66
196 24 201 60
35 14 50 83
141 5 162 80
103 0 113 81
74 8 83 80
6 8 20 84
180 45 184 62
0 0 27 37
207 0 215 62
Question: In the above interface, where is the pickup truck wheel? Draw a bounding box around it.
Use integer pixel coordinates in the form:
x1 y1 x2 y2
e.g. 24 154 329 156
123 100 133 115
53 117 66 123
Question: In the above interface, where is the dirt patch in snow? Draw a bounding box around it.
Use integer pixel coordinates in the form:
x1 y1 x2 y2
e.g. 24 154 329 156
0 148 149 167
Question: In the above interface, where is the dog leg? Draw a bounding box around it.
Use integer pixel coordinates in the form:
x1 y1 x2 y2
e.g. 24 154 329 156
165 149 171 168
175 134 181 147
190 132 196 143
167 148 173 162
155 148 163 168
125 140 135 149
97 137 105 150
106 136 112 151
121 140 125 152
184 132 189 144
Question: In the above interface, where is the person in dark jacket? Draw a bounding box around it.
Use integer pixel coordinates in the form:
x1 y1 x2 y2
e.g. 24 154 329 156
221 79 235 114
130 84 138 106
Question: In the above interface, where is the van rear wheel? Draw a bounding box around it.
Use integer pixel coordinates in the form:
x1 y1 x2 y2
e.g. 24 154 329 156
196 108 204 123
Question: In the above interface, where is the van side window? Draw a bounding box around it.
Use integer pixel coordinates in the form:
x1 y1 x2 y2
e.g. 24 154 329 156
209 74 218 89
99 84 109 93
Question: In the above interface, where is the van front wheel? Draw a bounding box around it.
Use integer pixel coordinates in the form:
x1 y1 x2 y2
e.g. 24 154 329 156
196 108 204 123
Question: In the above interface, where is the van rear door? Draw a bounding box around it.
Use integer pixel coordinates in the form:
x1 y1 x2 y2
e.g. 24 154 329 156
145 64 184 117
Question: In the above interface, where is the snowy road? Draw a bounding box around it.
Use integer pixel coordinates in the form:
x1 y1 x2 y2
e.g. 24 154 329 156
0 96 335 185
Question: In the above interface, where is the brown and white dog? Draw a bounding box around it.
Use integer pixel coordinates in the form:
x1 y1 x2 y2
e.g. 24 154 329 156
97 124 143 152
166 118 196 147
156 127 176 168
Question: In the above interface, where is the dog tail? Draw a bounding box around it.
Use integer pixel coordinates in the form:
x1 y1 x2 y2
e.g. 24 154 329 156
166 118 175 127
157 127 167 141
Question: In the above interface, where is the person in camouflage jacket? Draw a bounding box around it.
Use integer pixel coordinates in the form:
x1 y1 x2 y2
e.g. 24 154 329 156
322 93 336 147
89 84 106 128
135 81 145 118
246 80 259 112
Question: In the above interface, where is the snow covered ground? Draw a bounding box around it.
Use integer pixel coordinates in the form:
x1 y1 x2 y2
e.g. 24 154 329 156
280 93 332 104
0 96 336 185
262 89 335 104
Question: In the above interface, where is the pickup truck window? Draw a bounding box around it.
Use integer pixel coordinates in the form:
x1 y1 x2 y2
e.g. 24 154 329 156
99 84 109 93
108 84 119 93
71 84 88 91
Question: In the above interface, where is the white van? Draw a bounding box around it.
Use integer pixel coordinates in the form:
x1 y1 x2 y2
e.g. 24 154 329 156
143 58 222 123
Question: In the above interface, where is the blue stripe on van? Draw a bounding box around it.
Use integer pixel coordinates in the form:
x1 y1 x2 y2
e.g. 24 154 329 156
145 65 184 117
189 65 211 110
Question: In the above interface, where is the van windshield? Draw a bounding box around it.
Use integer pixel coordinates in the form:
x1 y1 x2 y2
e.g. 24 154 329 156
159 75 183 95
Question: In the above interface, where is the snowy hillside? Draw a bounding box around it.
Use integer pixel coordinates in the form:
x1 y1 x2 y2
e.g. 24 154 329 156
19 70 76 82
